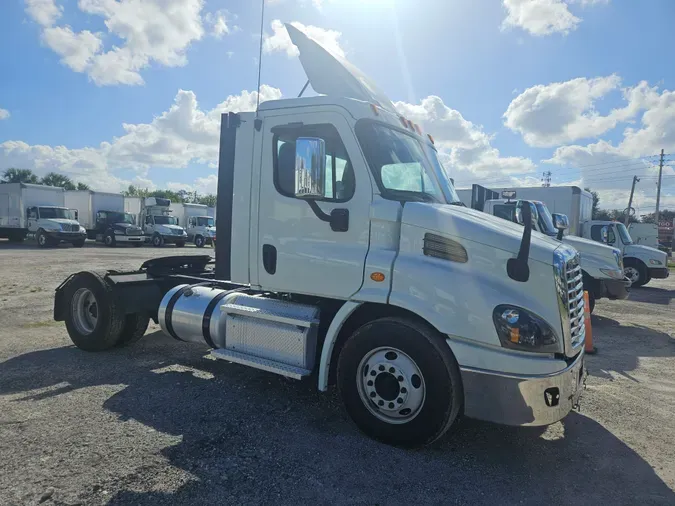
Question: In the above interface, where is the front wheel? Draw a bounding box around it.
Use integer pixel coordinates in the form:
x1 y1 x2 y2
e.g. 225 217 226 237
195 235 205 248
104 232 116 247
337 317 463 448
152 234 164 248
624 260 648 287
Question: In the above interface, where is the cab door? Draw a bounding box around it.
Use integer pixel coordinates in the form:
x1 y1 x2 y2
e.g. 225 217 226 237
255 111 373 299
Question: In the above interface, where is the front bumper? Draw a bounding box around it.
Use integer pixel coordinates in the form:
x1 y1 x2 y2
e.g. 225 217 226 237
162 234 187 243
460 349 586 426
45 231 86 241
115 234 144 243
601 276 631 300
649 267 670 279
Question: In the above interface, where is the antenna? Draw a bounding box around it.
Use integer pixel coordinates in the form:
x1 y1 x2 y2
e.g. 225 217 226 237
255 0 266 116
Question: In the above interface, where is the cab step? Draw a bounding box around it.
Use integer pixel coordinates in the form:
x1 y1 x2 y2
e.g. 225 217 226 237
210 348 312 379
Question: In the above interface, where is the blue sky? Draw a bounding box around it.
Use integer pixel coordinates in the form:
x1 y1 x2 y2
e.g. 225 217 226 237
1 0 674 213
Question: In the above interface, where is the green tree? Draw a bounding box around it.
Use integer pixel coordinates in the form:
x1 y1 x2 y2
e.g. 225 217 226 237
584 187 600 219
642 210 674 225
197 194 217 207
76 182 91 190
595 209 639 223
1 168 40 184
41 172 76 190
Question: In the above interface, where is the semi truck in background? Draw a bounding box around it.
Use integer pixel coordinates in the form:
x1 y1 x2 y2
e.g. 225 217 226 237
457 187 629 312
52 23 586 447
140 197 187 247
0 183 86 247
169 202 216 247
461 185 669 288
65 191 145 247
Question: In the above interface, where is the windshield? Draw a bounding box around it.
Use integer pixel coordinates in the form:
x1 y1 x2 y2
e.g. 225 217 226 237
616 223 633 244
535 203 558 236
154 216 178 225
197 217 214 227
39 207 73 219
355 121 449 203
108 212 135 224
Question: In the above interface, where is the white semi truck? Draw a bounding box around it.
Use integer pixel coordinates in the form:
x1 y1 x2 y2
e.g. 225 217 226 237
65 190 145 247
0 183 86 247
487 186 669 287
457 186 630 312
140 197 187 247
169 202 216 247
52 24 586 447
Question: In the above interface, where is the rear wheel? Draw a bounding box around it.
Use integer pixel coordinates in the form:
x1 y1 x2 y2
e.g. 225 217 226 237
63 272 125 351
624 259 648 287
116 313 150 347
337 317 463 448
195 235 205 248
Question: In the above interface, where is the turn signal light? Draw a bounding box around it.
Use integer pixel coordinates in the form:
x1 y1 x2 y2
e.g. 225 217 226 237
427 133 435 144
370 272 385 282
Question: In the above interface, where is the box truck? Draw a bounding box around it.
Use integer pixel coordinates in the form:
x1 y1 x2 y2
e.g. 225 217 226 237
480 186 669 287
627 222 659 249
140 197 187 247
169 202 216 247
0 183 86 247
65 190 145 247
52 24 586 447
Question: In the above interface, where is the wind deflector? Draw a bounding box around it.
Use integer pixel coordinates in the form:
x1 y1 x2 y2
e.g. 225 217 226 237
285 23 397 113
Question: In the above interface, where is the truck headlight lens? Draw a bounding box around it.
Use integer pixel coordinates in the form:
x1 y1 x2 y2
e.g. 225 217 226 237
649 259 662 265
114 229 125 235
600 268 625 280
493 305 559 353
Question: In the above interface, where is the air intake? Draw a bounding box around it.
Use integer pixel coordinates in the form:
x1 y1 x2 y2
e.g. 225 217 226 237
423 233 468 263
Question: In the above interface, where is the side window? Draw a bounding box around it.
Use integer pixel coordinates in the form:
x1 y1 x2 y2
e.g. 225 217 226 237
145 216 152 225
273 123 355 202
591 225 602 241
96 211 106 222
607 226 616 244
27 207 37 220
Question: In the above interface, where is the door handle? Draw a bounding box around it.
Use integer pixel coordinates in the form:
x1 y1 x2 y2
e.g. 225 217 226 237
262 244 277 274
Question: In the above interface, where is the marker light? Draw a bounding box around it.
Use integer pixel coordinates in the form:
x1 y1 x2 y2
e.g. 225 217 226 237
427 134 435 144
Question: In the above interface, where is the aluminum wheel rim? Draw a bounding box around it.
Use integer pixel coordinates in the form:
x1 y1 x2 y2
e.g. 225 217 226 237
38 233 46 245
356 347 426 424
153 236 160 246
105 235 113 245
625 266 640 283
71 288 98 335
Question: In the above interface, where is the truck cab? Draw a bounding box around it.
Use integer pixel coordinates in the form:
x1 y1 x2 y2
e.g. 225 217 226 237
53 23 586 447
484 196 630 311
583 220 669 287
94 210 144 247
185 215 215 247
27 205 86 248
140 197 187 247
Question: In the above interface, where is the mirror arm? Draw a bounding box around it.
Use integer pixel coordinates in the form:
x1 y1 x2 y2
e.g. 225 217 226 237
307 200 332 223
507 201 532 282
557 228 564 241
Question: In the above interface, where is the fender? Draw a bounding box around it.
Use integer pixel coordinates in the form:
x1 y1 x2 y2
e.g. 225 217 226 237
317 301 362 391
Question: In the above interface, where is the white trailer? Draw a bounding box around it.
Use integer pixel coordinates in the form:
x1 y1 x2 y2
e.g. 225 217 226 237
169 202 216 247
0 183 86 247
124 197 142 221
53 23 586 447
65 191 145 246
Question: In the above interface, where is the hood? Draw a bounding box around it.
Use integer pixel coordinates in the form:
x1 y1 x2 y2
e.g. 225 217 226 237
159 224 184 232
563 235 620 262
113 222 141 231
402 203 562 265
625 244 668 262
285 23 397 113
46 218 79 226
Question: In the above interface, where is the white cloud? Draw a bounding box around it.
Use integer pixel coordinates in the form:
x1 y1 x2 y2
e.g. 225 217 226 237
395 95 536 187
0 86 283 192
204 9 237 39
0 109 10 120
501 0 580 36
263 19 345 59
25 0 62 27
25 0 209 86
503 75 652 147
167 174 218 195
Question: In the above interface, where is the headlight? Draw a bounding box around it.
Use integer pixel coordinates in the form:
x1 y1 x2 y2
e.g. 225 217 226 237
649 259 663 265
600 268 625 280
493 305 559 353
114 229 125 235
79 226 86 233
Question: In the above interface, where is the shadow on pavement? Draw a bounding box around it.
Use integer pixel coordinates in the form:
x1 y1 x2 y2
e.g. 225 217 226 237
0 331 673 505
589 315 675 381
626 285 675 305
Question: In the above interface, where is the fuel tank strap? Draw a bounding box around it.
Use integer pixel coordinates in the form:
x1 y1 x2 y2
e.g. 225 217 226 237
201 288 247 348
164 285 194 342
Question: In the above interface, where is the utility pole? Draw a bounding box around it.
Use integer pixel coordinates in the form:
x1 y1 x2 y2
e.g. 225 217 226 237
541 171 552 187
625 175 639 226
655 149 665 227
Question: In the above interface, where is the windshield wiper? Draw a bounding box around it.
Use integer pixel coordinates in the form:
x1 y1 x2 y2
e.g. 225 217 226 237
448 201 466 207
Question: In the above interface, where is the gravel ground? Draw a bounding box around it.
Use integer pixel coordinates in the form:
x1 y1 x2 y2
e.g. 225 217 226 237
0 240 674 505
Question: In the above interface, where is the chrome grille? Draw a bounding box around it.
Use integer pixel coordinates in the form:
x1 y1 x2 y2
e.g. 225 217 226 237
127 228 143 236
61 224 80 232
565 254 585 349
171 228 184 235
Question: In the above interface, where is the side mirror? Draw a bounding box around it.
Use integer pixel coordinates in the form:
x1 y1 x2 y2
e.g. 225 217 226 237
294 137 326 199
600 226 609 243
552 213 569 240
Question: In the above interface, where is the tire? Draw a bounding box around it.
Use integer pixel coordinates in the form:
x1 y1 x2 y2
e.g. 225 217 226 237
104 231 116 247
588 292 596 314
63 272 126 352
152 233 164 248
36 229 49 248
337 317 463 448
176 241 186 248
624 259 648 287
72 239 86 248
195 235 205 248
116 313 150 347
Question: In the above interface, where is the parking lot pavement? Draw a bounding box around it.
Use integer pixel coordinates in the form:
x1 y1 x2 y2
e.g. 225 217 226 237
0 241 674 505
